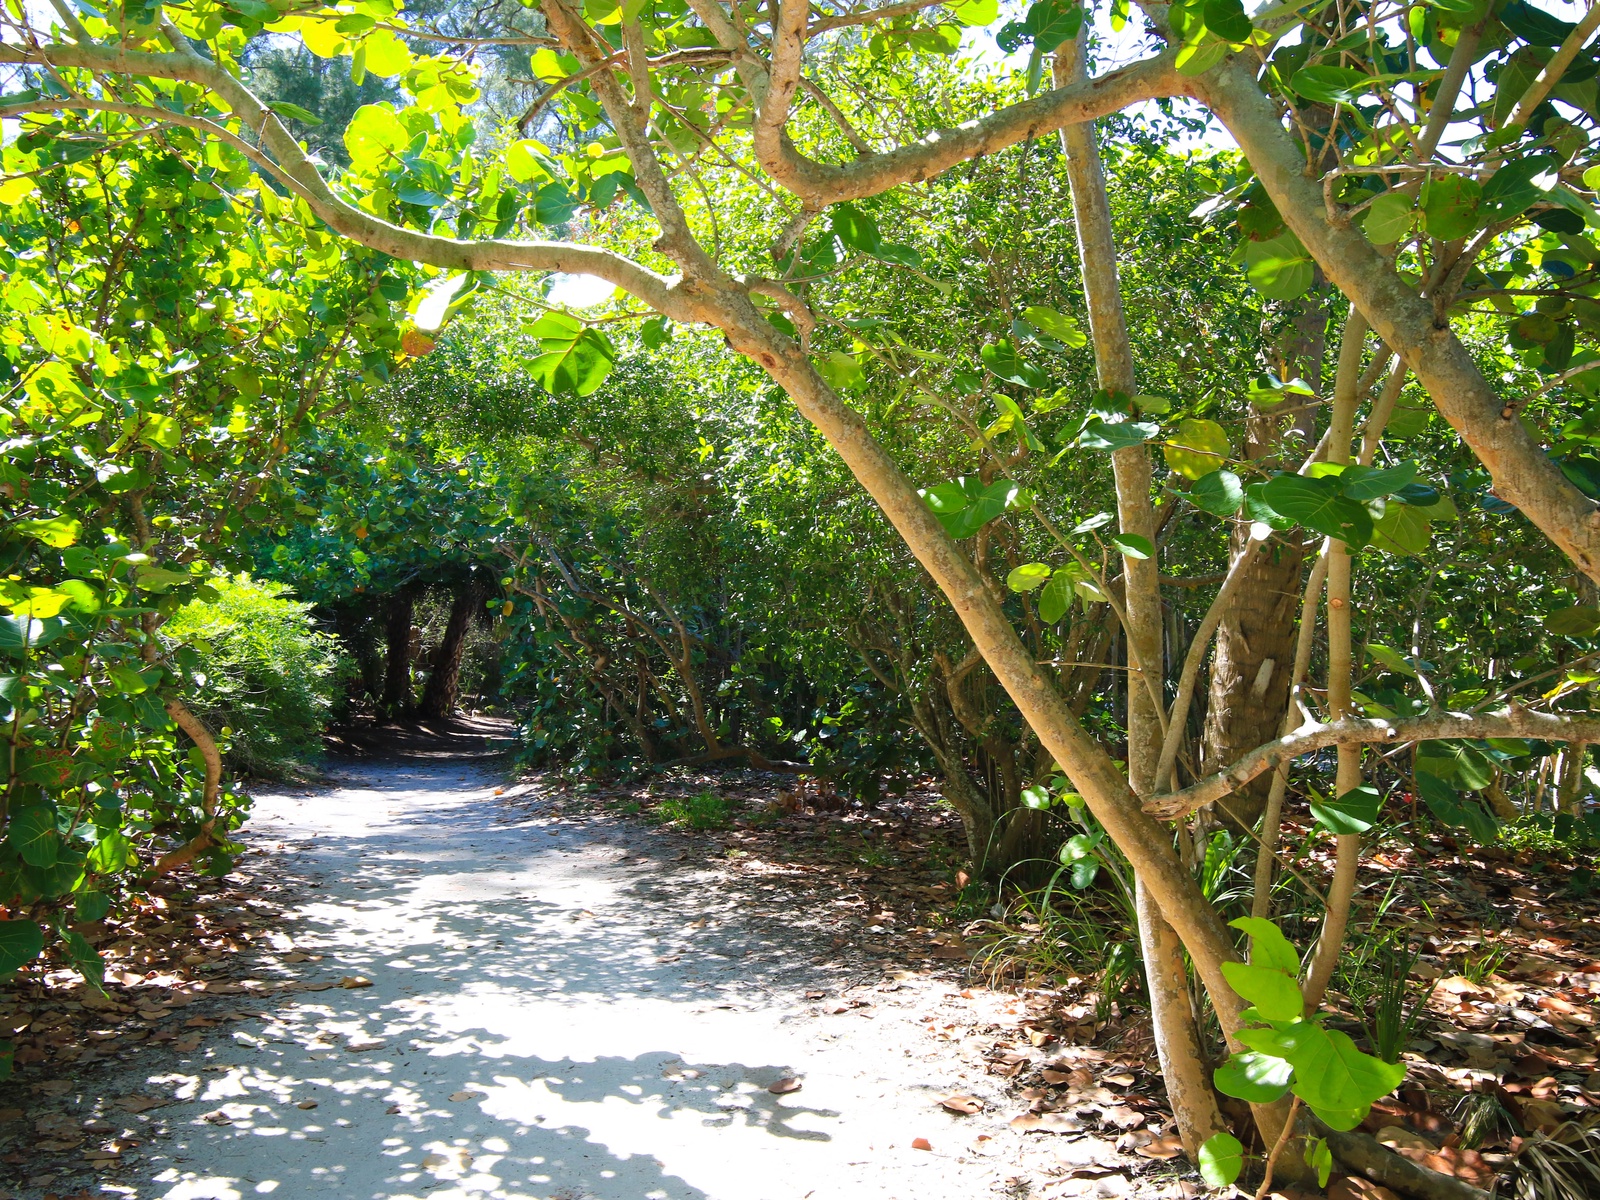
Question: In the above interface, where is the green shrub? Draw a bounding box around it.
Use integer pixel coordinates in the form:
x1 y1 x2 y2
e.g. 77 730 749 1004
656 790 732 830
164 575 345 775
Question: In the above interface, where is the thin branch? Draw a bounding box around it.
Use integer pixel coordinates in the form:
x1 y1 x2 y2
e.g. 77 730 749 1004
1509 1 1600 130
1148 707 1600 820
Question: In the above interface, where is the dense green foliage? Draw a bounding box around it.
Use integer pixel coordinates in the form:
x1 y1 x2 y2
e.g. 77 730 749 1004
9 0 1600 1176
0 127 419 1056
163 576 346 775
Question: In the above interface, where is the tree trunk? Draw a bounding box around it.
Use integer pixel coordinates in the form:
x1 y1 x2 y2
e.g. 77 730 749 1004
1056 38 1226 1157
382 587 415 719
420 578 485 721
1201 295 1324 830
1198 537 1307 829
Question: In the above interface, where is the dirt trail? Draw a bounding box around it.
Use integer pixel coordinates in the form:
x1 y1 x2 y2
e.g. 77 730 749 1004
115 755 1076 1200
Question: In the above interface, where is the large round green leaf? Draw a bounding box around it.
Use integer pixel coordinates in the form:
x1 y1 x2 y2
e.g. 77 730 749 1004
8 804 60 869
1261 474 1374 548
1229 916 1301 975
1190 469 1243 516
1214 1050 1294 1102
981 339 1049 389
1198 1132 1244 1187
1421 174 1480 241
0 920 43 977
1244 233 1314 300
1290 65 1371 104
1163 419 1230 480
343 103 409 167
1221 960 1303 1021
1285 1025 1406 1113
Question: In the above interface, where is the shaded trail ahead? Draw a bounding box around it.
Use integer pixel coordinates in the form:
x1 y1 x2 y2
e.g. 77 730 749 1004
129 753 1031 1200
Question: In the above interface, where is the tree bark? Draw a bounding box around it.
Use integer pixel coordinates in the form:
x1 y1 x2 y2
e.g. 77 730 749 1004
1054 38 1225 1158
382 587 415 719
1201 267 1326 831
420 577 486 721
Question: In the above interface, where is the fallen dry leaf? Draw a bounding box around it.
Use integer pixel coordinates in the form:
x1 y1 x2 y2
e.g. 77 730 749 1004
1376 1126 1435 1152
939 1093 983 1114
1102 1105 1145 1130
114 1095 167 1113
767 1077 802 1095
1013 1112 1083 1133
338 976 373 989
1328 1179 1401 1200
296 1101 317 1110
346 1036 387 1052
448 1091 485 1103
1134 1132 1184 1160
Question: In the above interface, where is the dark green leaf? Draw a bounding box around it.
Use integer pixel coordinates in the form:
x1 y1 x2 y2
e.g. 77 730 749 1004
1261 474 1373 547
829 204 882 255
1198 1132 1244 1187
8 804 59 869
1341 461 1418 501
1191 469 1244 516
1415 738 1495 790
1038 572 1074 624
1110 533 1154 559
1290 65 1372 104
981 339 1050 389
1079 416 1159 450
1480 155 1562 223
1214 1050 1294 1102
1310 784 1384 835
1203 0 1251 41
0 921 42 977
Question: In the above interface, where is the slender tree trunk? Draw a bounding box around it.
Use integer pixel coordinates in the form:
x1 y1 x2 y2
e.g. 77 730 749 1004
1303 310 1368 1011
382 587 415 719
1056 39 1224 1157
1558 744 1588 816
420 578 486 721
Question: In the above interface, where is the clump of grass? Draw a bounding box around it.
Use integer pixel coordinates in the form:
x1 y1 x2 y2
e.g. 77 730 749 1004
1460 944 1510 984
1494 1123 1600 1199
656 789 732 830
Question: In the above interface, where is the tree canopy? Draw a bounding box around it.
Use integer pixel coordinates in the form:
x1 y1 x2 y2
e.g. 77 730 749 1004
5 0 1600 1190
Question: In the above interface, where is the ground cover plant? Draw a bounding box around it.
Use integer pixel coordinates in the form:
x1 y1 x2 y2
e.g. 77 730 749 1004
3 0 1600 1194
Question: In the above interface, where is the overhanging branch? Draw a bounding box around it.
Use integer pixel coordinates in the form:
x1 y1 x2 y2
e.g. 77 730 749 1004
1146 707 1600 820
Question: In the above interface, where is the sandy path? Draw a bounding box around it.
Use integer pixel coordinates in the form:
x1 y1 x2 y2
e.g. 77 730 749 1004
127 758 1039 1200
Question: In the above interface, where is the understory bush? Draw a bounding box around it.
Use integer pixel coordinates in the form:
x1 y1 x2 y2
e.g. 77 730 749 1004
164 576 345 776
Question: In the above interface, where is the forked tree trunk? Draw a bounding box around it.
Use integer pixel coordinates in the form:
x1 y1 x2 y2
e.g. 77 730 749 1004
382 587 415 719
420 578 486 721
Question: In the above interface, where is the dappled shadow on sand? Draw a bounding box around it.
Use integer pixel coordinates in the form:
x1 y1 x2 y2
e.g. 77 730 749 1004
148 1048 836 1199
139 759 852 1200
